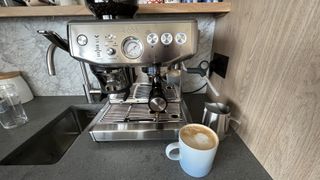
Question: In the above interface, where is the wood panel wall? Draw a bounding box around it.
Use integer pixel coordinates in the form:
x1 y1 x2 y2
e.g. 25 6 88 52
210 0 320 179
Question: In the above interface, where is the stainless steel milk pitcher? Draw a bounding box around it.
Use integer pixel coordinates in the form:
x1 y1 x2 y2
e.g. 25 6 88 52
202 102 240 141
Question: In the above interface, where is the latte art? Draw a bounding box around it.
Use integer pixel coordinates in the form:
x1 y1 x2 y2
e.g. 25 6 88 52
180 125 217 150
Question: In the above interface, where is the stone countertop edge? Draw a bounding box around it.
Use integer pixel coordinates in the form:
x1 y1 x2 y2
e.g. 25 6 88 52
0 95 272 180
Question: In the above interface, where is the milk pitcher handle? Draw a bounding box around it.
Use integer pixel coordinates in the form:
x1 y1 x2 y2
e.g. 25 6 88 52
226 117 241 136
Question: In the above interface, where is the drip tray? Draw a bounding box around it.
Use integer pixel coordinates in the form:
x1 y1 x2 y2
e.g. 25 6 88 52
88 102 190 142
89 121 186 141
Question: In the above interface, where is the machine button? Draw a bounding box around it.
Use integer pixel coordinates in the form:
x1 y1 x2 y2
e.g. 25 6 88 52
147 33 159 45
175 32 187 45
107 34 115 40
77 34 88 46
161 33 173 45
106 48 116 55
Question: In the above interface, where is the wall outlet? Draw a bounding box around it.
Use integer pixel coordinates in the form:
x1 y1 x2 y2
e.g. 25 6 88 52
209 53 229 79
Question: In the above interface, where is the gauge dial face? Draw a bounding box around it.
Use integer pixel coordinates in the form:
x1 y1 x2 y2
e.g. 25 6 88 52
122 37 143 59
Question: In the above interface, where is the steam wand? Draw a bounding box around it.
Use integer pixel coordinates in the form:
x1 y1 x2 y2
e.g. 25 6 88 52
181 61 220 97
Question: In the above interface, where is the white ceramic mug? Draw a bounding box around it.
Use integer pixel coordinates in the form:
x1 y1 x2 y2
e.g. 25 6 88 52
166 124 219 178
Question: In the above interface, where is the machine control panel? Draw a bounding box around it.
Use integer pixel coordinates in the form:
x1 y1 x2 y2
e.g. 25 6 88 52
68 19 198 66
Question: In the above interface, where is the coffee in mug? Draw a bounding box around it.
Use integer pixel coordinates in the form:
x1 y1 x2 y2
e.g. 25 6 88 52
166 124 219 178
180 124 217 150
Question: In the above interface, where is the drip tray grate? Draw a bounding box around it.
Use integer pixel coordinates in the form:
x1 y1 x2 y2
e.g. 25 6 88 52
89 101 190 141
99 103 182 123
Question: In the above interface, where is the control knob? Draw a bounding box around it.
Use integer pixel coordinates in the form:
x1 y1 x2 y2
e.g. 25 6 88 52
106 48 116 55
161 33 173 45
147 33 159 46
77 34 88 46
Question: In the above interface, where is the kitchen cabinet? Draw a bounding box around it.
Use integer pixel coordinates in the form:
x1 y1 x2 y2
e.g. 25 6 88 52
0 2 230 17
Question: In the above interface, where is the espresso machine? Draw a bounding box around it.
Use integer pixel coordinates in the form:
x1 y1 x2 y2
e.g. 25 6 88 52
68 18 198 141
40 0 200 141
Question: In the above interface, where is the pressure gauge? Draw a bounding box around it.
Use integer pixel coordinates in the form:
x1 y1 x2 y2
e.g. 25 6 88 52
122 37 144 59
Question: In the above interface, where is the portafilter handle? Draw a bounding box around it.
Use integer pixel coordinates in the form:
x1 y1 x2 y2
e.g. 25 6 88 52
148 75 168 113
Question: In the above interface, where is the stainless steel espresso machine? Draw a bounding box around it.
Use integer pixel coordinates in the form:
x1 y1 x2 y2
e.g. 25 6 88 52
40 0 200 141
68 19 198 141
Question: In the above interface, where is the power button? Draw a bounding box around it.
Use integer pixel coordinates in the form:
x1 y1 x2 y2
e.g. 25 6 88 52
77 34 88 46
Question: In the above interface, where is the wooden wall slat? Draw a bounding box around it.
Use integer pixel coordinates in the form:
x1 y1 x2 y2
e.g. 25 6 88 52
210 0 320 179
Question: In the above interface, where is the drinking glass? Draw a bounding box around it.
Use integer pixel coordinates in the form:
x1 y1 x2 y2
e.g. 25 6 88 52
0 84 28 129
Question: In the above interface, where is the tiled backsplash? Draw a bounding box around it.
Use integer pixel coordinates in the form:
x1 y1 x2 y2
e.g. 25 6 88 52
0 15 215 96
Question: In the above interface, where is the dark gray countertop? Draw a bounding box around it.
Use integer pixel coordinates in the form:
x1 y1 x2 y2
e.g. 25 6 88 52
0 95 272 180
